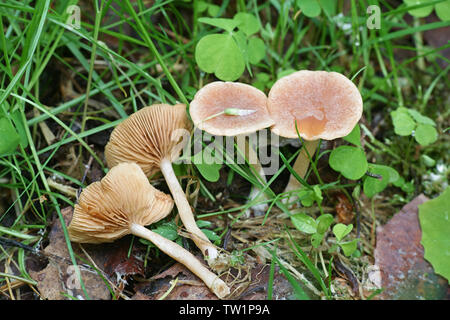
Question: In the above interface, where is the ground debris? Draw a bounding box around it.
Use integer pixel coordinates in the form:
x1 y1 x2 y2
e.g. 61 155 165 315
131 254 294 300
29 207 111 300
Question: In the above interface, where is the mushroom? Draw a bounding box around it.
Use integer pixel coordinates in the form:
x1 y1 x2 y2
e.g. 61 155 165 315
189 81 275 215
68 162 230 299
104 104 221 268
267 70 363 203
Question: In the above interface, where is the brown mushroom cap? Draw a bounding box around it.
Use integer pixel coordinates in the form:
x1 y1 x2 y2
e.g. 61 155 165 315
268 70 363 140
105 104 192 177
68 162 174 243
189 81 274 136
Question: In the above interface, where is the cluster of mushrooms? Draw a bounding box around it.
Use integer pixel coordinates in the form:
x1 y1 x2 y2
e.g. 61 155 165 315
67 70 363 299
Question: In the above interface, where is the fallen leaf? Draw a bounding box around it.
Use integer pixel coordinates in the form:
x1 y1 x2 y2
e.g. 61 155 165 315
374 195 448 300
335 193 354 224
29 207 111 300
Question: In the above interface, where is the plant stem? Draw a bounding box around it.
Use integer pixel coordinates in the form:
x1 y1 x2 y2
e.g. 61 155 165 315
159 158 219 263
130 223 229 299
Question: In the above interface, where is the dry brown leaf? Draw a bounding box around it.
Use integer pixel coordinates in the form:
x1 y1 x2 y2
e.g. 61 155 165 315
29 207 111 300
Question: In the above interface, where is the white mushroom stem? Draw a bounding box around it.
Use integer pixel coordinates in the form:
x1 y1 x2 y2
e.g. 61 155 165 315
283 139 319 204
159 157 219 262
241 137 269 215
130 223 230 299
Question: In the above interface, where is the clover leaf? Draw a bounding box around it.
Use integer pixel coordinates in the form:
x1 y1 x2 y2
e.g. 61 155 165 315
297 0 322 17
391 107 416 136
234 12 260 36
436 0 450 21
291 213 317 234
192 146 222 182
414 124 438 146
195 33 245 81
329 146 368 180
363 164 399 198
332 223 353 242
0 116 20 156
403 0 434 18
343 124 362 147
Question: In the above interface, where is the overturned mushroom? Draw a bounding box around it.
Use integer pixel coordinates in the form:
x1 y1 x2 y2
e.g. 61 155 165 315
267 70 363 203
68 162 230 299
104 104 221 268
190 81 275 215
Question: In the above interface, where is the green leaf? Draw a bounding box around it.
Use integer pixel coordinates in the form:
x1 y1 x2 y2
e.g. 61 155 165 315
207 4 220 17
319 0 337 16
10 110 28 148
403 0 434 17
391 108 416 136
198 17 239 32
421 154 436 167
152 222 179 241
418 187 450 281
339 239 359 257
312 185 323 205
329 146 368 180
363 164 399 198
192 147 222 182
407 109 435 126
297 0 322 17
291 213 317 234
414 124 438 146
297 189 315 207
234 12 260 36
343 124 361 147
0 116 20 156
316 214 334 234
436 0 450 21
195 34 245 81
332 223 353 242
201 228 221 242
247 37 266 64
311 232 325 248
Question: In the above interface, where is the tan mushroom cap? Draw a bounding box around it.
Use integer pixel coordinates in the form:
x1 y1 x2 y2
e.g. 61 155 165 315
105 104 192 177
268 70 363 140
68 162 174 243
189 81 274 136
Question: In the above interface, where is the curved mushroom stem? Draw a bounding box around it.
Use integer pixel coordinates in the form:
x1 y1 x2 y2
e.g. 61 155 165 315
283 139 319 206
130 223 230 299
160 158 226 269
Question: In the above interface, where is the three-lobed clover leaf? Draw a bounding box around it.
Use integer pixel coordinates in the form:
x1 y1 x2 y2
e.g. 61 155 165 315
195 33 245 81
195 13 265 81
391 107 438 146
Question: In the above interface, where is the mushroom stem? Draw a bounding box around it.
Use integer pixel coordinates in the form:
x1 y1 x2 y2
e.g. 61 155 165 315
283 139 319 204
130 223 230 299
159 158 219 262
240 137 269 215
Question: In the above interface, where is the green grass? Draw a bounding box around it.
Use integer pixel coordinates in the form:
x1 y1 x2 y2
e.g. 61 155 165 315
0 0 448 300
